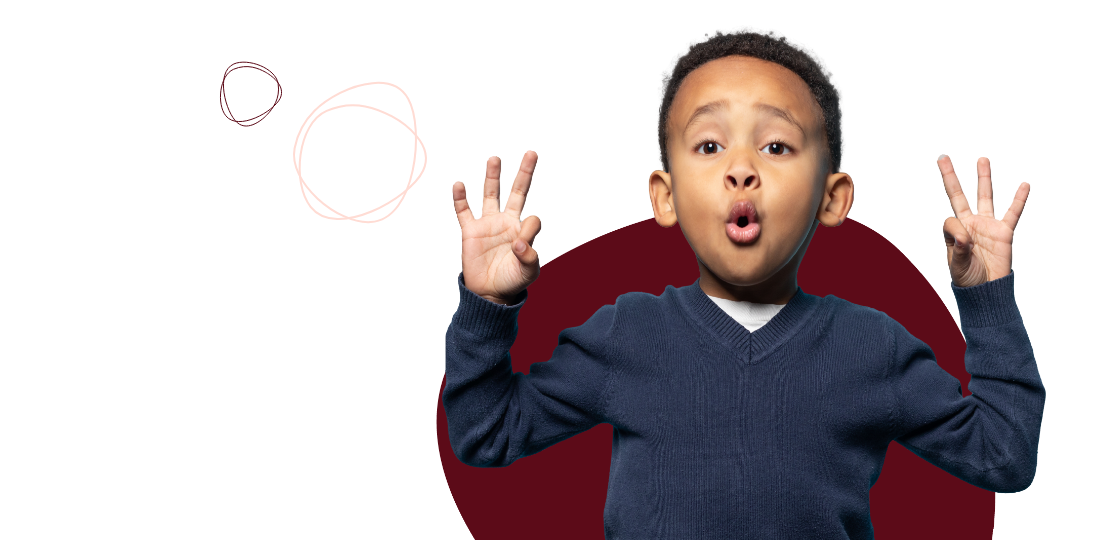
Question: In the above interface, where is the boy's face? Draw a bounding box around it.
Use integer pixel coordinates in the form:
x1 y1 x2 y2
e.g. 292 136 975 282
649 55 853 304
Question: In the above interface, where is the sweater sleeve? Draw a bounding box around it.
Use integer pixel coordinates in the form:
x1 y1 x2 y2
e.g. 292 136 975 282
443 272 618 468
887 270 1045 493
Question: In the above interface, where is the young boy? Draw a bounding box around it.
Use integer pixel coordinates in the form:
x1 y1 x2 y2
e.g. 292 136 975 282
444 30 1044 539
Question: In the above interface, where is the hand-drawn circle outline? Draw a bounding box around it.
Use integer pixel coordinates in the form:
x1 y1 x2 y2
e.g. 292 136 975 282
220 61 282 127
292 82 427 223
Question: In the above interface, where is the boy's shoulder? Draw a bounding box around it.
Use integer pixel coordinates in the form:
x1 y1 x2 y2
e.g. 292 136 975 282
819 293 896 322
817 293 907 342
611 280 711 314
820 293 890 319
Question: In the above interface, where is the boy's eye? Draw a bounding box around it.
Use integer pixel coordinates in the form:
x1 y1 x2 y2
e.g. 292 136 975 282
766 140 792 154
694 141 721 153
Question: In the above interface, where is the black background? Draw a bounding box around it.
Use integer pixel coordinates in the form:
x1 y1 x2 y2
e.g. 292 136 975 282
194 17 1048 540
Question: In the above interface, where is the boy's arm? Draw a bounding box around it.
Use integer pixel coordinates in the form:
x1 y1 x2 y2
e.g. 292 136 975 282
888 270 1045 492
443 272 618 468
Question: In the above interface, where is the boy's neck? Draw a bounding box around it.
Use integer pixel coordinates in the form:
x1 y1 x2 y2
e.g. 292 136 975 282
698 264 799 305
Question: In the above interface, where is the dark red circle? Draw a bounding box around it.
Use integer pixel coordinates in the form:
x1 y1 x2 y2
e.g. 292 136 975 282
220 61 282 127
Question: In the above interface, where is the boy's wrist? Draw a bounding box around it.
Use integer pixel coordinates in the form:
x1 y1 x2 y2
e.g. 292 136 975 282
481 294 517 306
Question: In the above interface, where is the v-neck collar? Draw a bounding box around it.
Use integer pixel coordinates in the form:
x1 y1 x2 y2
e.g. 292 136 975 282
673 278 827 365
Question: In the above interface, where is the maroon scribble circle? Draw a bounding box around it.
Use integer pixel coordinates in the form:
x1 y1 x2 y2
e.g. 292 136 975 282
220 61 282 127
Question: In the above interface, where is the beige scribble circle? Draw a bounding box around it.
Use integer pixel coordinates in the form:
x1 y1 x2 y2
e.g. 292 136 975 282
291 80 425 224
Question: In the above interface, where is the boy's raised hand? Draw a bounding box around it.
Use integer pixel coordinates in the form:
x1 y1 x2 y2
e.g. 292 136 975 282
938 155 1030 288
453 151 543 305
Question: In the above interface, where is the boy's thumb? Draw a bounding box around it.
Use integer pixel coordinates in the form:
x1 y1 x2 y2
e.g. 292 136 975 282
513 238 535 260
512 216 542 268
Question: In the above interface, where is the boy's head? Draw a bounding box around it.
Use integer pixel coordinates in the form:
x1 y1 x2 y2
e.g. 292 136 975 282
649 30 854 304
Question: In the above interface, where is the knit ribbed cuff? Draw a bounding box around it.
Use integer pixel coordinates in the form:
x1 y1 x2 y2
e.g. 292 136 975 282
951 269 1021 328
453 272 529 339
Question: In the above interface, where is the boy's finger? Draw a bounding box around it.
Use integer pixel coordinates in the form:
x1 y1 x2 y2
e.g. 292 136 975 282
452 181 474 228
520 215 542 248
482 156 502 216
939 155 972 218
513 216 542 269
976 154 994 216
504 151 538 219
942 217 961 247
999 181 1030 231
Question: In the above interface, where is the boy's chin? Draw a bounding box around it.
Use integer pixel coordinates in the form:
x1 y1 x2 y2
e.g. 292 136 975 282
710 265 776 288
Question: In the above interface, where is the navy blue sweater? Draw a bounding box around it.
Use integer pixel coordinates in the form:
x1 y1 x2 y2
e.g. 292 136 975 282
443 270 1044 539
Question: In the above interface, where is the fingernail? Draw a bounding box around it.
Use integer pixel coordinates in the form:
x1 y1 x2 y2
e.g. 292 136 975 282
954 237 961 248
514 240 525 253
938 154 947 161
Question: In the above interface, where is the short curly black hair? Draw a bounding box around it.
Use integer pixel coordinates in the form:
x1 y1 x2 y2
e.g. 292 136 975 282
658 30 842 175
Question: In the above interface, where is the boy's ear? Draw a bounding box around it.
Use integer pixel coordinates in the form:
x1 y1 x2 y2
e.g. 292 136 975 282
817 171 854 227
649 170 677 228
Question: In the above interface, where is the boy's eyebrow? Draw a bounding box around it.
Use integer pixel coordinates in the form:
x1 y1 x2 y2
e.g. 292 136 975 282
682 99 807 139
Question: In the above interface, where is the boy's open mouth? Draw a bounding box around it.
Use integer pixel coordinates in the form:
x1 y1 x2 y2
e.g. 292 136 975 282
726 199 760 245
726 199 758 224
